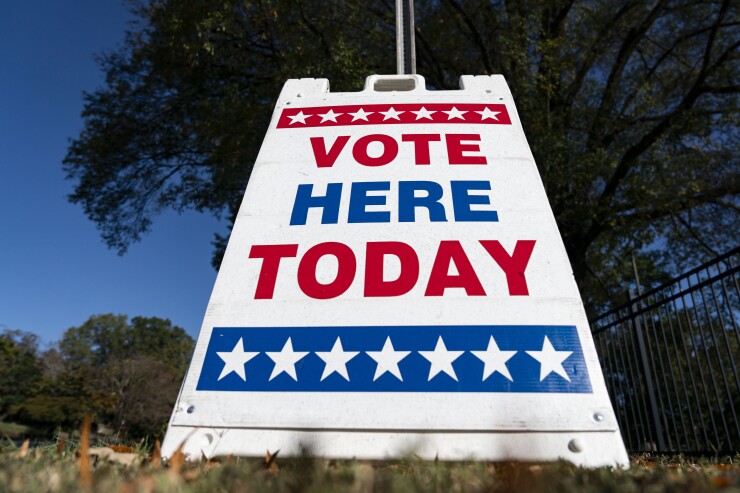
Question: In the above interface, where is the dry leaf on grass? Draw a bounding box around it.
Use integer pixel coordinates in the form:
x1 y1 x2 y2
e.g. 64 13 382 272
150 440 162 469
169 448 186 473
88 448 140 466
79 416 92 488
264 449 280 473
109 453 140 466
55 434 66 456
203 456 222 471
89 447 114 460
632 454 656 468
15 439 29 459
167 441 187 483
108 445 134 454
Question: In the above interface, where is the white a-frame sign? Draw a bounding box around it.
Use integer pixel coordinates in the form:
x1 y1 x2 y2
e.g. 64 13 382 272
162 74 629 467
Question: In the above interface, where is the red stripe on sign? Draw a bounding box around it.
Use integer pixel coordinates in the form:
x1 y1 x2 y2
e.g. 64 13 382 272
276 103 511 129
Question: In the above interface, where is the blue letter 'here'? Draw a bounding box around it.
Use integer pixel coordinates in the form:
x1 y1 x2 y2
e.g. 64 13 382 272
451 181 499 222
348 181 391 223
398 181 447 222
290 183 342 225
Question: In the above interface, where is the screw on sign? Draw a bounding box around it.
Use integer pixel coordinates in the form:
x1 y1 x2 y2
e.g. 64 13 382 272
161 74 629 468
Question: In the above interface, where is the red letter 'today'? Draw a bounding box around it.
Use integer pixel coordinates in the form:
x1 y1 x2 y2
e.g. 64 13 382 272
248 244 299 299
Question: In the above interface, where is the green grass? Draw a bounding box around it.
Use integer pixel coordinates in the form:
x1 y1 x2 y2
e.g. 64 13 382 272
1 439 738 492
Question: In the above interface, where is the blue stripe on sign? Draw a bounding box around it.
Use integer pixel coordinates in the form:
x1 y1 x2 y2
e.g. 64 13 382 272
196 326 592 393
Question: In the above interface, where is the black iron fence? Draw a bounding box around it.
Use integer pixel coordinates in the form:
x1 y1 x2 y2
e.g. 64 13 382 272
590 247 740 454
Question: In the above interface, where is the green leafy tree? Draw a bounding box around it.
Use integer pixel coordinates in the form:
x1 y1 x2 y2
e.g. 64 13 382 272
64 0 738 310
59 314 193 436
0 330 42 420
12 315 194 437
59 314 192 373
11 372 90 430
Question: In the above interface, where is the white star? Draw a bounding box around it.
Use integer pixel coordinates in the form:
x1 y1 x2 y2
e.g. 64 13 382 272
315 337 359 381
318 109 342 123
287 111 311 125
526 336 573 382
380 107 404 120
419 336 464 381
349 108 373 121
443 107 467 120
471 336 517 381
366 337 411 381
412 107 436 120
476 107 501 121
216 338 259 381
266 337 309 381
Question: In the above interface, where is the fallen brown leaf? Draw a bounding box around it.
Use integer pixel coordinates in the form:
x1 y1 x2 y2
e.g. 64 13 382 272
150 440 162 469
55 434 66 456
107 452 140 467
79 416 92 489
89 447 114 461
168 441 187 483
108 445 134 454
15 439 29 459
265 449 280 473
88 447 140 466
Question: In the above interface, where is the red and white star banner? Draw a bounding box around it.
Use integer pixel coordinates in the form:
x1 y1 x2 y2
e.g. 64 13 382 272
277 103 511 129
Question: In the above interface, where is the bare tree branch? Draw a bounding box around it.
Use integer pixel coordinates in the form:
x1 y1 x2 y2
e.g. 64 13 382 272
443 0 495 73
591 0 734 228
587 0 670 149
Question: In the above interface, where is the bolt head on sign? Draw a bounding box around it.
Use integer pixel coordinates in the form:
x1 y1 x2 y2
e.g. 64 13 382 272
162 74 629 467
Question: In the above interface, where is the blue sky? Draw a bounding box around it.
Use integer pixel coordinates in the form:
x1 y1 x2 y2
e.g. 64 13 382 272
0 1 226 344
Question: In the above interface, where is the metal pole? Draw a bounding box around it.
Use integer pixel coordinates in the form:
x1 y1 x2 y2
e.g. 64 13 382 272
396 0 416 74
395 0 405 74
629 288 667 451
403 0 416 74
632 253 642 296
